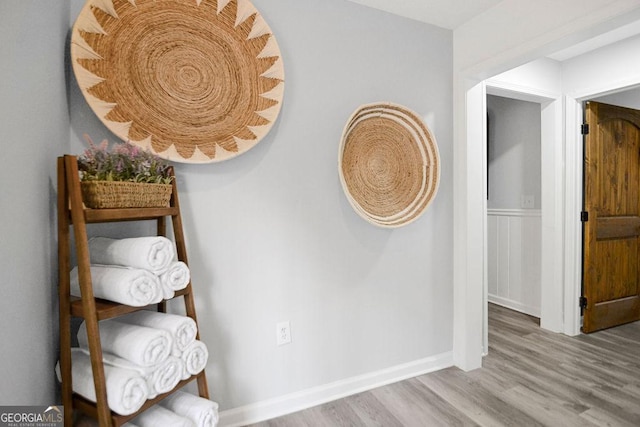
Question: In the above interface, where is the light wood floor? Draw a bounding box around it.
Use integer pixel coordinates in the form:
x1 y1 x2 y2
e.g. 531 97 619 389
250 304 640 427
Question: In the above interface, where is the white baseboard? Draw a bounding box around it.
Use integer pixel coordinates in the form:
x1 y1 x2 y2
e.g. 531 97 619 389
489 294 540 318
218 351 453 427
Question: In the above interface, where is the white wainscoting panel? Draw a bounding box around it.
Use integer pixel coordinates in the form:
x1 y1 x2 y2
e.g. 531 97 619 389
487 209 541 317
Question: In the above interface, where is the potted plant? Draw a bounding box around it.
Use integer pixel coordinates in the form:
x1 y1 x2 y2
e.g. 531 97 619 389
77 135 174 209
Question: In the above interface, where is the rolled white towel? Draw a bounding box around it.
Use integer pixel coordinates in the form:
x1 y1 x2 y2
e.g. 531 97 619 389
145 356 183 398
131 405 195 427
160 390 219 427
89 236 174 274
78 319 172 367
180 340 209 379
70 265 162 307
117 310 198 355
159 261 191 299
62 348 148 416
89 349 183 399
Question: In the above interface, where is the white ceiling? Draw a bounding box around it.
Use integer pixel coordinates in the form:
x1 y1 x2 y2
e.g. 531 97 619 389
547 19 640 61
347 0 640 61
345 0 503 30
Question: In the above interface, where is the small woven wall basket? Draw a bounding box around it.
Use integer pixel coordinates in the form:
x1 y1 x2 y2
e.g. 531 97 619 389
70 0 285 164
338 102 440 228
81 181 173 209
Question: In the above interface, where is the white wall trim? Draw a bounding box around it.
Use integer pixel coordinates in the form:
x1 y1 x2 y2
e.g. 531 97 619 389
539 98 565 333
453 78 485 371
487 209 542 217
563 96 583 337
485 79 561 104
218 352 454 427
488 295 541 318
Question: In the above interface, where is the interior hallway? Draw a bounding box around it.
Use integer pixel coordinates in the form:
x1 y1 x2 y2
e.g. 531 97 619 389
251 304 640 426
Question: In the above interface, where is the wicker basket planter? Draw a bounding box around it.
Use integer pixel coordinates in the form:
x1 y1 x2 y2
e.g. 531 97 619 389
81 180 172 209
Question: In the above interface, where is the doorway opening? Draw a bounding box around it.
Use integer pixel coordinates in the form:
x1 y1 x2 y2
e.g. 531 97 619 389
486 95 542 322
477 74 640 357
580 88 640 333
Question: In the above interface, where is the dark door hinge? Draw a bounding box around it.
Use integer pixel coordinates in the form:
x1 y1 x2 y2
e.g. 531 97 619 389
579 296 588 309
581 211 589 222
581 123 590 135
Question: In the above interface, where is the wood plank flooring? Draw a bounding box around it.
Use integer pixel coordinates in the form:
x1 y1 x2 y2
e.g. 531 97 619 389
250 304 640 427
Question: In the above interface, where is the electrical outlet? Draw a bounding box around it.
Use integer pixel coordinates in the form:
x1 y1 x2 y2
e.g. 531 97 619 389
276 321 291 346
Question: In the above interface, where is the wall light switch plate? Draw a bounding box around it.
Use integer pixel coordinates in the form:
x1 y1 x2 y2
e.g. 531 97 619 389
521 195 534 209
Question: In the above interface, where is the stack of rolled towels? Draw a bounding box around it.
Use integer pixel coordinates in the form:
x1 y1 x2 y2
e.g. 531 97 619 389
60 236 214 420
70 236 192 305
67 310 210 416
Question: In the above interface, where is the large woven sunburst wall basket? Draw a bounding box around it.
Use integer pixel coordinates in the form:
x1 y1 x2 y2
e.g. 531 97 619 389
71 0 285 163
339 102 440 228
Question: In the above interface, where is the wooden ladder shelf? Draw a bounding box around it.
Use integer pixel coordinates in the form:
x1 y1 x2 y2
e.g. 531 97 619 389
57 155 209 427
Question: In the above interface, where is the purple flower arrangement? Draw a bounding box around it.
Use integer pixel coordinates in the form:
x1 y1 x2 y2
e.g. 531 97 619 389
77 135 173 184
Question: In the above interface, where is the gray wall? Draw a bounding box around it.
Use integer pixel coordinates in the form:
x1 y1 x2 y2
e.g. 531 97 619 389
487 95 541 210
65 0 453 411
0 1 70 403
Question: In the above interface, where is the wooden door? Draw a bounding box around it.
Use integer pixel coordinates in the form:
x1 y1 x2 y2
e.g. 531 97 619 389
583 101 640 333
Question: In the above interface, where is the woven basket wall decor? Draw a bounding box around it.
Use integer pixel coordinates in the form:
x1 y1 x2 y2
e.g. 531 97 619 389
71 0 285 163
339 102 440 228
